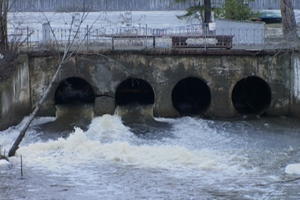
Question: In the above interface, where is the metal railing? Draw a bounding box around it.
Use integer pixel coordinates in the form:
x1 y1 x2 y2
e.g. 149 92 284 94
8 21 267 51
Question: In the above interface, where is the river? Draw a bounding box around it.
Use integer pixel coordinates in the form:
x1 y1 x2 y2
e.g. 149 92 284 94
1 10 300 200
1 104 300 200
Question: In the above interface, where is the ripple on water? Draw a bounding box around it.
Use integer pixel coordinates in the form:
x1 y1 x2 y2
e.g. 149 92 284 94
1 115 300 199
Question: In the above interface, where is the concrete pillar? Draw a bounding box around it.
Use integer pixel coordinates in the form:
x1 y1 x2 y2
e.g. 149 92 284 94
42 23 51 44
94 96 115 116
291 53 300 117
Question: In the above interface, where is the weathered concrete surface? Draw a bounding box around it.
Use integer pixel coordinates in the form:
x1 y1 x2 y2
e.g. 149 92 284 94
0 55 31 130
0 49 297 131
27 49 293 118
290 53 300 118
95 96 116 116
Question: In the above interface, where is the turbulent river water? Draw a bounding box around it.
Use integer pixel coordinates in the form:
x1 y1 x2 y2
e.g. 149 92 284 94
2 9 300 200
1 105 300 200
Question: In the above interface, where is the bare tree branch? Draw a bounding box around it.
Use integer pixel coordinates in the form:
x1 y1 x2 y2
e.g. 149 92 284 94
8 10 91 157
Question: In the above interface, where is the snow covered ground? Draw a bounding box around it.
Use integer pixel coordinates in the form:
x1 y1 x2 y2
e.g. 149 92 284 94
7 10 300 48
8 11 198 43
8 11 193 30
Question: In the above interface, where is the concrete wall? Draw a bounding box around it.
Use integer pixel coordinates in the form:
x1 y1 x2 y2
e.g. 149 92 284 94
291 53 300 117
28 55 61 116
0 49 296 131
28 50 292 119
0 55 31 130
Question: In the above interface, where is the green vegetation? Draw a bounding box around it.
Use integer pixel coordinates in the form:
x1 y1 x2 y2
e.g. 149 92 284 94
175 0 209 22
176 0 258 22
216 0 258 21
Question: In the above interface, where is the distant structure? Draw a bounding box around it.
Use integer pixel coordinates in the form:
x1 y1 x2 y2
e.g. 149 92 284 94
10 0 300 12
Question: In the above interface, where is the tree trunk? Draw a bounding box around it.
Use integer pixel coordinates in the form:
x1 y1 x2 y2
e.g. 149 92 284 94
0 154 9 161
8 53 69 157
0 0 8 51
204 0 212 24
8 11 90 157
280 0 298 41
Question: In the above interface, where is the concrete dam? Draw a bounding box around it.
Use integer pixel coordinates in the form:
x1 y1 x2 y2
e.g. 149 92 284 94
0 49 299 130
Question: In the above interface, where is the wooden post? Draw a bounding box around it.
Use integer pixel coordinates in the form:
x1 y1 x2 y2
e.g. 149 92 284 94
20 155 23 177
42 23 51 45
145 24 148 48
86 25 89 51
26 27 29 48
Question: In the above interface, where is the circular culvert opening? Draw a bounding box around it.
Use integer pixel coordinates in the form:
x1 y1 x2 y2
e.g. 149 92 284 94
232 76 271 115
172 77 211 116
55 77 95 105
115 78 155 106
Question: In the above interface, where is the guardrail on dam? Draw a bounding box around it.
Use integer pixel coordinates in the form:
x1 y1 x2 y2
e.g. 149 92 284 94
0 49 299 130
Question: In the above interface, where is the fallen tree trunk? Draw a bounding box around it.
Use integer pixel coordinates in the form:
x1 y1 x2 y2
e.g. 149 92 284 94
8 11 94 157
0 154 9 161
8 52 68 157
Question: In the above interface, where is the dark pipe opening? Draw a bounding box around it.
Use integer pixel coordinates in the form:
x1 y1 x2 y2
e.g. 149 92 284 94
116 78 155 106
232 76 271 115
172 77 211 116
55 77 95 105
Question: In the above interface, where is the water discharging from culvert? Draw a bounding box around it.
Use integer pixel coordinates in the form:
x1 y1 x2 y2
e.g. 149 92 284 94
1 107 300 199
35 104 95 139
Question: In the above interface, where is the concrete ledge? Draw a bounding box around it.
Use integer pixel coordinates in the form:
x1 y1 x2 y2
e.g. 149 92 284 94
24 48 294 58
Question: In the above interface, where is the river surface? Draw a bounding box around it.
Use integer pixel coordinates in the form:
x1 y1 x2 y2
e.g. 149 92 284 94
2 9 300 200
1 106 300 200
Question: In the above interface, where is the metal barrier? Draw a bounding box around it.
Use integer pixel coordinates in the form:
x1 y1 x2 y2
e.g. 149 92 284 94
216 20 265 46
8 21 267 50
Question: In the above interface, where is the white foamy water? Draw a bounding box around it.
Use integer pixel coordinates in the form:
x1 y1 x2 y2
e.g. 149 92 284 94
1 115 300 199
0 116 55 150
16 115 236 173
286 163 300 175
0 160 9 166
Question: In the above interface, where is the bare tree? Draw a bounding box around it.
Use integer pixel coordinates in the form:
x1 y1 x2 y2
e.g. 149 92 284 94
8 4 105 156
0 0 33 56
8 11 92 157
0 0 9 51
280 0 298 41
